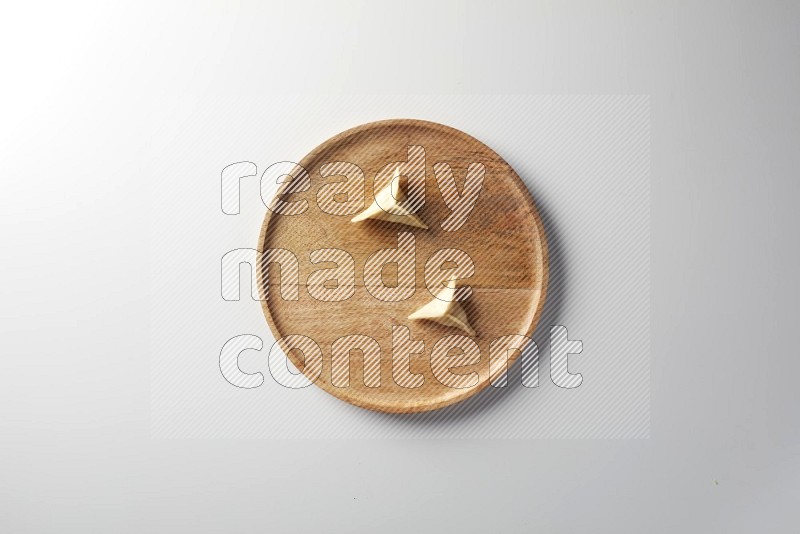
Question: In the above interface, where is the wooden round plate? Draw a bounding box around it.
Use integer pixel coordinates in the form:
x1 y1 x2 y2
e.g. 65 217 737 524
258 119 547 413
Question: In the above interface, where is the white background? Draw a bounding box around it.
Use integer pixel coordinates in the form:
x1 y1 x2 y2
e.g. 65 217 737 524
1 1 798 532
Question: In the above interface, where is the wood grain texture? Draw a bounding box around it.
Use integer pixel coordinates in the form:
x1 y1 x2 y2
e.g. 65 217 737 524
258 119 547 413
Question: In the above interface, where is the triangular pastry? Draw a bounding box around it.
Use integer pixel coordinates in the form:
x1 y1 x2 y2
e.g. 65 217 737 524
351 166 428 229
408 278 475 336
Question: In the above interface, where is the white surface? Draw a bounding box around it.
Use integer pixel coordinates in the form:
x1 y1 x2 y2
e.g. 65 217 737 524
1 1 799 532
